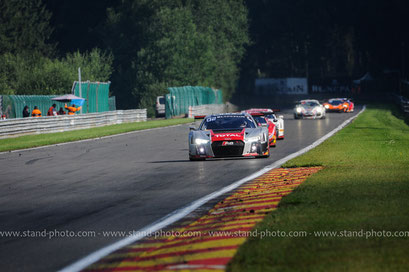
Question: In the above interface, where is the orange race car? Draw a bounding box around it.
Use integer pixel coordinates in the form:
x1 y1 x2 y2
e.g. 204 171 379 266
323 98 353 113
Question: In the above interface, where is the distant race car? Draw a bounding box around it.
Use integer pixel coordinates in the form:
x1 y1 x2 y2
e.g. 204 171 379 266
243 110 277 147
294 99 326 119
342 98 354 112
189 113 270 161
244 108 285 139
323 98 354 113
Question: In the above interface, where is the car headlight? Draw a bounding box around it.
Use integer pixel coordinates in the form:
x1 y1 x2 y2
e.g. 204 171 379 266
343 104 348 107
324 105 329 109
195 138 209 145
316 108 322 113
296 107 302 113
246 136 261 142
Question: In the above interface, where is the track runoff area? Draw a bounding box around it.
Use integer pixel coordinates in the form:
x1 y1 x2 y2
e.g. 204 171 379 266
60 107 365 272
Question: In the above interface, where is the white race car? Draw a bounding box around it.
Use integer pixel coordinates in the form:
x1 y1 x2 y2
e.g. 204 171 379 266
244 108 285 139
294 100 326 119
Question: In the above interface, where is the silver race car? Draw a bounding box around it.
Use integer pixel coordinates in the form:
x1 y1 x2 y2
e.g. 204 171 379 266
189 113 270 161
294 99 326 119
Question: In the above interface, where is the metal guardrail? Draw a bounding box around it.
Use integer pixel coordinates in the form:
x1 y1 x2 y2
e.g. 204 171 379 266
188 103 238 118
0 109 147 139
392 94 409 114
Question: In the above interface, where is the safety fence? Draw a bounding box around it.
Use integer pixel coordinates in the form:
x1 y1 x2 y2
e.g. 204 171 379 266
72 81 111 113
187 103 238 118
0 109 146 139
165 86 223 119
0 93 115 119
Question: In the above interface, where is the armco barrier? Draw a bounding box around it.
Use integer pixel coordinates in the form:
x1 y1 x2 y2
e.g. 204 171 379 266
0 109 147 139
188 103 238 118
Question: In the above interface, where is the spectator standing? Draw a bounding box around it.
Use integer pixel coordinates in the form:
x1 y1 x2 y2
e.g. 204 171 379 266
22 106 30 118
31 106 42 117
58 107 66 115
47 104 57 116
65 104 81 115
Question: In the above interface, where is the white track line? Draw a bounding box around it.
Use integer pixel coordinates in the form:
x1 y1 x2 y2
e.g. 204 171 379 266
59 106 366 272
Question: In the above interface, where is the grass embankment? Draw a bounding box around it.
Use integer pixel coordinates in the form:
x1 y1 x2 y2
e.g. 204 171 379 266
0 118 193 152
229 104 409 271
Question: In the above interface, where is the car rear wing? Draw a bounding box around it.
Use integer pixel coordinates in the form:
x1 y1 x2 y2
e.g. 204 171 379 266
194 115 206 120
248 110 279 116
248 112 267 117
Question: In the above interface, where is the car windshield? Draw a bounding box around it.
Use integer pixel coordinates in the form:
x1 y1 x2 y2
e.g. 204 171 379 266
330 100 343 105
301 101 319 107
265 114 276 120
200 116 256 130
254 116 267 125
158 97 165 104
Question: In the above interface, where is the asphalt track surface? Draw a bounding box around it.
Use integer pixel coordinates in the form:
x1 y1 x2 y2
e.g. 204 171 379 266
0 107 362 271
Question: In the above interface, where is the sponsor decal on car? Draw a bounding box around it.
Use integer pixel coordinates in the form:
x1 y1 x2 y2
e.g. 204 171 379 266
222 141 235 146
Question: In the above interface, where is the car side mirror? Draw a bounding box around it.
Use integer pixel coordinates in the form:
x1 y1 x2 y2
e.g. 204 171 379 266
189 126 196 131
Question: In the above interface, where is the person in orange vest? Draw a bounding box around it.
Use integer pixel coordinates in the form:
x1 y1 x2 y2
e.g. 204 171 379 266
47 104 57 116
31 106 42 117
65 104 81 115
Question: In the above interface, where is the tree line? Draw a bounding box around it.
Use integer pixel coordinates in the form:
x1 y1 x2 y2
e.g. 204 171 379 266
240 0 409 93
0 0 249 116
1 0 408 113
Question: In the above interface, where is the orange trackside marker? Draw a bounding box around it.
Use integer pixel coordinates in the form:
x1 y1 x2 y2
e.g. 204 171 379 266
85 167 322 272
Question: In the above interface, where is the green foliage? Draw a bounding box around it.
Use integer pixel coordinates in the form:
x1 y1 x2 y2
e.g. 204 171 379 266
135 7 217 116
0 0 54 55
189 0 249 101
103 0 249 111
0 49 113 95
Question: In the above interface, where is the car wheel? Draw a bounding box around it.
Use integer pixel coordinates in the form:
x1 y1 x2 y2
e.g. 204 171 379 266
257 150 270 159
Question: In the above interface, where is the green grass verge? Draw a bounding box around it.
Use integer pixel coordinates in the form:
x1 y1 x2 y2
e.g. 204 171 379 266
228 104 409 272
0 118 193 152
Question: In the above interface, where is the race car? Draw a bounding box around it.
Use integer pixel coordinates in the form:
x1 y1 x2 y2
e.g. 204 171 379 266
294 99 326 119
189 113 270 161
243 110 276 147
244 108 285 140
323 98 353 112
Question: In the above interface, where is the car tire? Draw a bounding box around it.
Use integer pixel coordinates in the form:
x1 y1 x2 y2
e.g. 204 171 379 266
257 150 270 159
